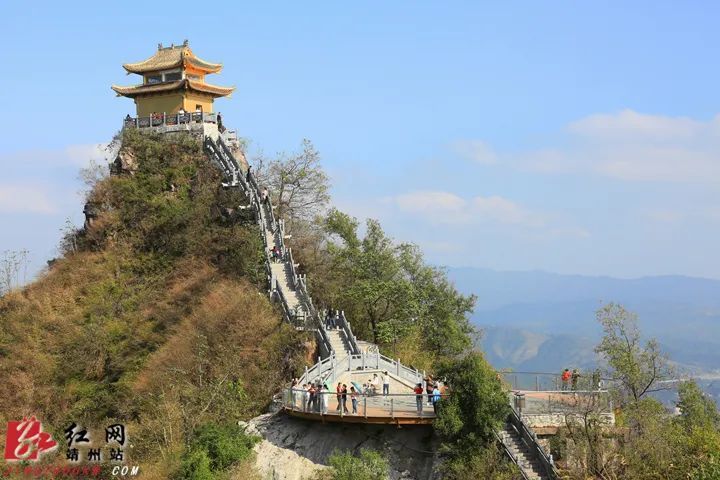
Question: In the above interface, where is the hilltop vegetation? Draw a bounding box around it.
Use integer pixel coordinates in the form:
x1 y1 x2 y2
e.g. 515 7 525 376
0 130 306 478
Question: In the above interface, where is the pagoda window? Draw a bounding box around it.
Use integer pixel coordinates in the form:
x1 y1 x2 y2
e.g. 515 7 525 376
146 74 162 84
163 70 182 82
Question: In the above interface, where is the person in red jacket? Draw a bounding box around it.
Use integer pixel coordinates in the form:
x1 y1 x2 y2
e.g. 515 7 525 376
561 368 571 391
414 383 424 414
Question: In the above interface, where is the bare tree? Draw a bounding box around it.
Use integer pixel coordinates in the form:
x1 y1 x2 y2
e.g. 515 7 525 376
0 249 29 296
253 139 330 227
594 303 673 404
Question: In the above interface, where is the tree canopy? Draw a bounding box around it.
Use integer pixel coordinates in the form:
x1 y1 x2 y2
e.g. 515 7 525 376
316 209 475 367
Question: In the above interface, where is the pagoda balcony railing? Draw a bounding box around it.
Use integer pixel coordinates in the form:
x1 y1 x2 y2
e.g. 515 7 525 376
123 112 218 129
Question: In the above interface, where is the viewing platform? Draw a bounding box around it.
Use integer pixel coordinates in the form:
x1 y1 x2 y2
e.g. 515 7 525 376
283 351 439 425
501 372 615 435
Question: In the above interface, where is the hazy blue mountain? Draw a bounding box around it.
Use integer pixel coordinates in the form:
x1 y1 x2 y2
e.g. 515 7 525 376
447 268 720 373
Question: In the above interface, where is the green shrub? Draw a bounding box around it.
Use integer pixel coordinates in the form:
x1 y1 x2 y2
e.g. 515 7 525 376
178 448 215 480
327 449 389 480
190 422 259 471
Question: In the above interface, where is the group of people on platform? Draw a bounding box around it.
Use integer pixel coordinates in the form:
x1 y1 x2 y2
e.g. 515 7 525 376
560 368 603 391
289 373 446 417
290 378 361 415
417 376 446 415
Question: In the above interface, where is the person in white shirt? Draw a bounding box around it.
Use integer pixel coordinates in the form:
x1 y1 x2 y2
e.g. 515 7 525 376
382 371 390 396
371 374 380 395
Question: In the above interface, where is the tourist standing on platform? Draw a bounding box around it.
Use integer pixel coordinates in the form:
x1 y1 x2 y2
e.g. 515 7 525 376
371 374 380 395
336 382 343 412
290 378 298 408
414 383 424 414
301 384 308 411
321 385 329 413
308 383 316 412
571 369 580 391
341 384 349 413
351 387 359 414
432 384 441 415
426 377 434 406
561 368 571 391
382 371 390 396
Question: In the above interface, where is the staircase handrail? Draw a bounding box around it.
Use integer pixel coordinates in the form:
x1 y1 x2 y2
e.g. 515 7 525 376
285 247 299 288
203 137 233 180
508 409 559 479
336 311 361 355
216 137 242 172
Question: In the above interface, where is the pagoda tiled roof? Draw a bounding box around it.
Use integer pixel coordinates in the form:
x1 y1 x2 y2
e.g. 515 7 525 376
122 43 223 74
111 79 234 98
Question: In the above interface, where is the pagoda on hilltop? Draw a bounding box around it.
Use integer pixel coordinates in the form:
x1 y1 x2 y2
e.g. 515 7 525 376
112 40 234 117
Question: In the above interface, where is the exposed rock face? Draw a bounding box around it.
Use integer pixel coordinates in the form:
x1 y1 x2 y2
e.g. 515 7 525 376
110 148 138 175
243 412 441 480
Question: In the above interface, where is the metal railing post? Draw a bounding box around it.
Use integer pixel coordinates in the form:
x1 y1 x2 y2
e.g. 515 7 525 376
396 359 400 376
364 397 367 418
390 398 394 418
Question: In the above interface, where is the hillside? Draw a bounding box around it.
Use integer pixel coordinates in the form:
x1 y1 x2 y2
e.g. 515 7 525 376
0 130 308 478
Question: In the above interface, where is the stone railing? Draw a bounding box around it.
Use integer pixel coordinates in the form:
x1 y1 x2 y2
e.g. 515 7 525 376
297 351 423 389
123 112 217 129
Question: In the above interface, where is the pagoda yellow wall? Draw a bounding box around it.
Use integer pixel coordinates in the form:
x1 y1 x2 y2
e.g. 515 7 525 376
182 93 215 114
135 94 184 117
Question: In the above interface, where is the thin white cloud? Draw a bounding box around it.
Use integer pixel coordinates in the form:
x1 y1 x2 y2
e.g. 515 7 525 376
0 185 56 214
471 195 545 227
465 109 720 184
567 109 708 142
0 143 110 170
391 190 552 229
451 140 498 164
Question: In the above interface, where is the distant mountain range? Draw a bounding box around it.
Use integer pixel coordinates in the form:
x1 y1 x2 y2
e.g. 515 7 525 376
446 268 720 375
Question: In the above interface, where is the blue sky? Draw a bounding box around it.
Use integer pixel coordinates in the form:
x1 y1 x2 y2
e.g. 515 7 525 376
1 1 720 280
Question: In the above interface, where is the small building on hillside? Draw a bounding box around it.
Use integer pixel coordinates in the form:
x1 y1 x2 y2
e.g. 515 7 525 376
112 40 234 117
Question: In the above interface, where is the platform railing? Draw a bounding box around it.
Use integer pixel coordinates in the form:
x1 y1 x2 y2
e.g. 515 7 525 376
282 388 446 419
501 371 609 392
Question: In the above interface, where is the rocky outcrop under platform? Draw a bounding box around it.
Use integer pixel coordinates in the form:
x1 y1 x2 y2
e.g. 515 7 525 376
242 411 442 480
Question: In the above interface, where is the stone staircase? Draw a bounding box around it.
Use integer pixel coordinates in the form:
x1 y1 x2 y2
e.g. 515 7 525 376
499 422 550 480
325 329 351 359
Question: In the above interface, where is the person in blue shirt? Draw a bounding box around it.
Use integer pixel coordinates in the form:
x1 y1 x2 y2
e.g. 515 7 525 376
432 384 441 415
